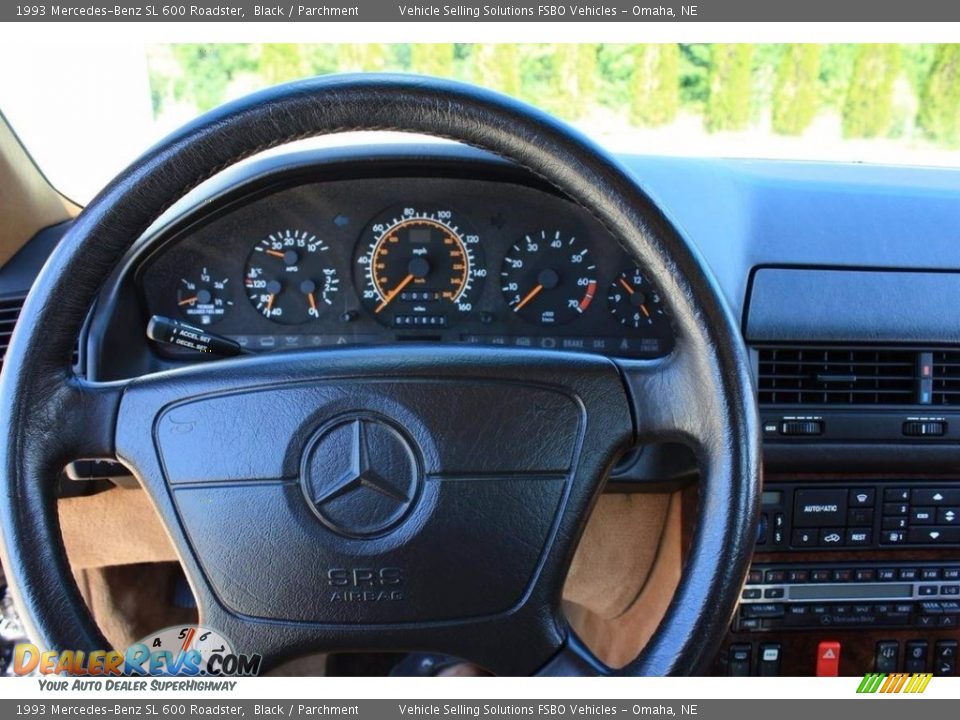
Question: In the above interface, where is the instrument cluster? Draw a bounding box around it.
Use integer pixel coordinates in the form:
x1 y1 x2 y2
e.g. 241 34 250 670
138 176 675 359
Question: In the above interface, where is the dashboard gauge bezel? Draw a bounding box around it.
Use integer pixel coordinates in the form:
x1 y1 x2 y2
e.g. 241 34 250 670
354 206 484 328
114 150 676 378
607 266 671 331
243 229 340 325
500 229 599 326
175 266 234 326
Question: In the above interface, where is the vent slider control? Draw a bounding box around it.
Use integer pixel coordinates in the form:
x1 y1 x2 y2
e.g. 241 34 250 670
780 420 824 436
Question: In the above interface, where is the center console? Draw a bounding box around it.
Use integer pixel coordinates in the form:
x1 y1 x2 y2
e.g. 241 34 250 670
716 478 960 677
756 481 960 551
701 257 960 679
738 561 959 631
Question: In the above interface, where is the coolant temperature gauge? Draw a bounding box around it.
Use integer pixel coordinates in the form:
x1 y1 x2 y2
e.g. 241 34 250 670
176 267 233 326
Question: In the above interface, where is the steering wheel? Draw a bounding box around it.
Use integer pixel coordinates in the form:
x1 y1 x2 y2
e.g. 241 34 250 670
0 75 760 676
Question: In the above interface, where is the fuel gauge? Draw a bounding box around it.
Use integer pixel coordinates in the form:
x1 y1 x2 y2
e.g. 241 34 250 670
176 267 233 326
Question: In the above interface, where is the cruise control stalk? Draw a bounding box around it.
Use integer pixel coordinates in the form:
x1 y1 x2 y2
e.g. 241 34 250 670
146 315 247 357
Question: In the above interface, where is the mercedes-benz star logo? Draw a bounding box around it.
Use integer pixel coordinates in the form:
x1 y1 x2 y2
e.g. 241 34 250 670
316 420 411 505
301 415 421 538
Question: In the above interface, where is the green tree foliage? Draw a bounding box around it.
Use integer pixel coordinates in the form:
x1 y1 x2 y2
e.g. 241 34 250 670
547 44 598 119
300 46 341 75
901 45 937 96
771 44 821 135
167 44 257 112
594 45 633 109
410 44 455 77
629 44 679 127
260 44 307 86
470 45 520 97
917 44 960 146
574 44 599 114
817 45 859 109
705 44 753 132
842 44 901 138
748 45 784 117
146 42 959 151
337 44 389 72
678 44 711 109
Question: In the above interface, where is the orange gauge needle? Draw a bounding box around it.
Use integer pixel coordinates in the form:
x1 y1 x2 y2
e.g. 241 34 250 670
620 277 651 317
266 250 286 259
307 292 317 312
513 284 544 313
375 273 415 314
178 296 198 306
266 294 275 312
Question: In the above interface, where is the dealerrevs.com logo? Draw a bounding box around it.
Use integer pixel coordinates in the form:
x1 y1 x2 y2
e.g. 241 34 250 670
13 625 262 678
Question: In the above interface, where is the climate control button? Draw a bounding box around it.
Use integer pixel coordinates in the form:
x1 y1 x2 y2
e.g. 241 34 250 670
794 489 847 528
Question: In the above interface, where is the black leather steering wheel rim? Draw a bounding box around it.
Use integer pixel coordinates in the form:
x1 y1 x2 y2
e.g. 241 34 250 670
0 74 760 676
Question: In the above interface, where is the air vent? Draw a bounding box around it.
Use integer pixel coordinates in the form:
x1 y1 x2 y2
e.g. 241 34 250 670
933 351 960 405
757 347 918 405
0 296 80 374
0 295 25 375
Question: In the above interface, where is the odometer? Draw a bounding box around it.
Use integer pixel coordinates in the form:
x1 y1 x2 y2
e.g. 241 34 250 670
355 207 484 328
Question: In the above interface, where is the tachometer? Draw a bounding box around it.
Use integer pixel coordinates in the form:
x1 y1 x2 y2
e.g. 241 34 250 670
354 207 483 328
244 229 339 324
500 230 597 325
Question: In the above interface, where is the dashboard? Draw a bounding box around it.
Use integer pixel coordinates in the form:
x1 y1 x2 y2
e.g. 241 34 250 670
136 174 674 360
6 144 960 678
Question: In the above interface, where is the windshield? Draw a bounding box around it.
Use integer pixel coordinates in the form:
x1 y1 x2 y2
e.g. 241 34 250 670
2 42 959 204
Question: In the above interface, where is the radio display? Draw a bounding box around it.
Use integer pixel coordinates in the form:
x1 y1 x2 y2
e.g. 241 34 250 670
761 490 783 506
789 583 912 601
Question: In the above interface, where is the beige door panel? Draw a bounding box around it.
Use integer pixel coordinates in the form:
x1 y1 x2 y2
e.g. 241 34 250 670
0 115 79 268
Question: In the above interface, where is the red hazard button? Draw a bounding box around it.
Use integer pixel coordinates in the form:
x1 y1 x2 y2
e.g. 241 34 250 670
817 640 841 676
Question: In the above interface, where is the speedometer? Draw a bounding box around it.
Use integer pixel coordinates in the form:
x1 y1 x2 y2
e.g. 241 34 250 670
354 206 484 328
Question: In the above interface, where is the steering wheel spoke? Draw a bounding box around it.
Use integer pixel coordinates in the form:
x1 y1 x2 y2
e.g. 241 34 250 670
63 378 126 459
0 371 126 651
537 630 610 676
617 337 731 449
